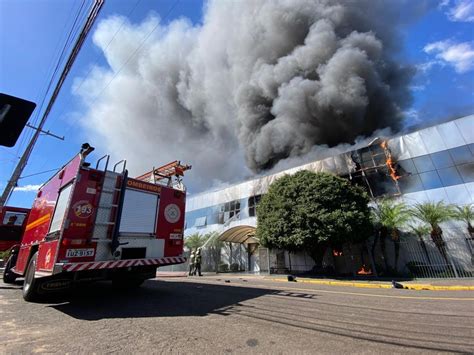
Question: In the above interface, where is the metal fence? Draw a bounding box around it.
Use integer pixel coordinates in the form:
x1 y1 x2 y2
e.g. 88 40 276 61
262 232 473 279
400 235 473 279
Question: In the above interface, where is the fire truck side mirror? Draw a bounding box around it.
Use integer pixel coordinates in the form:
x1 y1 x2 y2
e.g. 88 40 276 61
0 93 36 147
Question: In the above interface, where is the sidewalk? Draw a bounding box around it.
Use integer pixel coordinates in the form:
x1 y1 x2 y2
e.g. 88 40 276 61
183 272 474 291
265 275 474 291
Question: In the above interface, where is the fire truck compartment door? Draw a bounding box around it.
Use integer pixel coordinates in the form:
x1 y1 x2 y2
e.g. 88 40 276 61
119 188 159 234
49 183 73 233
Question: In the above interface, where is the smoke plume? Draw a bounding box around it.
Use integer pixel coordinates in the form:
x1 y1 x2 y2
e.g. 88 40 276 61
75 0 417 192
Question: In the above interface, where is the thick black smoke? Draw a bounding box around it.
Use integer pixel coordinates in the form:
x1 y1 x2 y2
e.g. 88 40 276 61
75 0 419 191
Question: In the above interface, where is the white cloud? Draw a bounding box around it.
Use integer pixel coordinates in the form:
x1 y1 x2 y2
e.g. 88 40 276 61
416 60 441 73
424 40 474 73
438 0 450 9
447 0 474 22
14 184 41 192
404 109 420 122
410 84 426 91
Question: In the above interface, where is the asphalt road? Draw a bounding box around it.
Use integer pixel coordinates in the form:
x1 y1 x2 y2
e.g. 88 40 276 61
0 275 473 354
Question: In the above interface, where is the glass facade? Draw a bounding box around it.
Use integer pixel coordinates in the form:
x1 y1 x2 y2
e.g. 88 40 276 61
186 116 474 230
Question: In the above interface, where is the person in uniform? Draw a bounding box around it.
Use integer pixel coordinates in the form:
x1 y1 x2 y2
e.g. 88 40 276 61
188 250 196 276
194 247 203 276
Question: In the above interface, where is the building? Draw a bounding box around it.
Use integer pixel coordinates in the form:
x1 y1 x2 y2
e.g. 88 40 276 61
184 115 474 277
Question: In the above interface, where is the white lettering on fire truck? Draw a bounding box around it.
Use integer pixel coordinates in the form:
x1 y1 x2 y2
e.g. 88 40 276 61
66 248 95 258
164 204 181 223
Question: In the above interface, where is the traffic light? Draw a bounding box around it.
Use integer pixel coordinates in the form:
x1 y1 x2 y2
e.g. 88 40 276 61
0 93 36 147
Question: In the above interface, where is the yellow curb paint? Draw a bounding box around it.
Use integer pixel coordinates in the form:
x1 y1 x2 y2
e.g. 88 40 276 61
267 277 474 291
178 278 474 301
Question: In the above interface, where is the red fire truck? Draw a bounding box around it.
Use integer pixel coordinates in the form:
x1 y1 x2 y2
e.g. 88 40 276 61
0 206 30 252
2 143 189 301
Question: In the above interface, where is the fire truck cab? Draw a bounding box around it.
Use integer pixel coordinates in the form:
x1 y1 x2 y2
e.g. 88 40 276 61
0 206 30 252
3 144 189 301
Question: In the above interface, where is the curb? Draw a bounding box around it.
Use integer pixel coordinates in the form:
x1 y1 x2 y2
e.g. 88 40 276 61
268 277 474 291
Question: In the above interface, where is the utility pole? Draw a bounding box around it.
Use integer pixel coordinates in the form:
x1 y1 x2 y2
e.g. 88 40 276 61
0 0 104 207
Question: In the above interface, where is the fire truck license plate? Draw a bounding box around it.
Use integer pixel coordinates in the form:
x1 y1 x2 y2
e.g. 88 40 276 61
66 249 95 258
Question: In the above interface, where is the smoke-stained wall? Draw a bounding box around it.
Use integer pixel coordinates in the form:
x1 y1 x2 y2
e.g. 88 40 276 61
76 0 425 192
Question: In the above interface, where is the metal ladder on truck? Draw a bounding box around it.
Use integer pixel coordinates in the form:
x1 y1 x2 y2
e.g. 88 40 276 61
135 160 191 188
91 155 128 260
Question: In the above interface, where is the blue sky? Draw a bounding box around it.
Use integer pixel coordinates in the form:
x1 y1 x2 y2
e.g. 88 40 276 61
0 0 473 208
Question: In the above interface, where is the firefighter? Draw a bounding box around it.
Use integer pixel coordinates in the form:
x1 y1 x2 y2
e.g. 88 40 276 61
188 250 196 276
6 215 17 225
195 247 203 276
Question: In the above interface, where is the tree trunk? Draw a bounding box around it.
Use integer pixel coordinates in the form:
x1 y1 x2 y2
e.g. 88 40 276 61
309 246 327 273
431 227 448 263
418 236 431 264
391 229 400 272
380 227 389 271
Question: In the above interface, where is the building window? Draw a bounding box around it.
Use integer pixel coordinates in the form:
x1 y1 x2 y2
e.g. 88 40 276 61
248 195 262 217
220 200 241 223
194 216 207 227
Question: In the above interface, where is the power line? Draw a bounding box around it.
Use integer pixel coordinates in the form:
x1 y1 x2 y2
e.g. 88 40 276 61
13 0 89 165
60 0 180 141
0 0 105 207
46 0 144 130
19 168 63 180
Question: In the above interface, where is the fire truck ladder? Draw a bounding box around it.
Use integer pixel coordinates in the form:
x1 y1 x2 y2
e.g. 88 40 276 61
91 156 128 259
135 161 191 186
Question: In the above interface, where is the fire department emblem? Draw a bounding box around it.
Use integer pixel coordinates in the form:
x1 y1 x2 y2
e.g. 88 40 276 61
45 249 51 265
164 204 181 223
72 201 93 218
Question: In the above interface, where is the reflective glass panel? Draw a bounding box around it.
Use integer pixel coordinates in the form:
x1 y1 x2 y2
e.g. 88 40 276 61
397 159 417 175
412 155 435 173
437 167 463 187
398 174 424 193
449 145 473 165
457 163 474 183
419 171 443 190
430 150 454 169
469 143 474 155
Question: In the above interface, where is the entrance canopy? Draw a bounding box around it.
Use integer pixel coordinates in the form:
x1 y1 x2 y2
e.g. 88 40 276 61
218 226 258 244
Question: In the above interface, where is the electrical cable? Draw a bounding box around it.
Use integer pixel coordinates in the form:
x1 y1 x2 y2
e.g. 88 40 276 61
60 0 181 143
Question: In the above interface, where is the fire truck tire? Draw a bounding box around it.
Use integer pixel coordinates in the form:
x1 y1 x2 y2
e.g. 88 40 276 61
3 254 18 284
22 252 40 302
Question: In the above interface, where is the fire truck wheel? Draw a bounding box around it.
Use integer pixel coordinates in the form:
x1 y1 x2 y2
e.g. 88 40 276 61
3 254 18 284
22 252 40 302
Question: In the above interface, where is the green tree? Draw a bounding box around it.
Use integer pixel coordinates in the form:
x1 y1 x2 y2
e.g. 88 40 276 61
256 171 372 269
454 204 474 237
371 199 411 271
184 233 208 250
410 202 455 262
453 204 474 258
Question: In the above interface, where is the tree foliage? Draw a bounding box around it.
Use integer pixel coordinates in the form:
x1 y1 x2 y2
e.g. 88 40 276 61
256 171 372 265
410 201 455 261
184 233 208 250
371 199 411 271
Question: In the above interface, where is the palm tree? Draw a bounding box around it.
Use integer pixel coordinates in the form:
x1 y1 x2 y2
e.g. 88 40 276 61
453 204 474 256
184 233 208 251
408 224 432 263
454 204 474 237
372 199 411 271
410 202 455 263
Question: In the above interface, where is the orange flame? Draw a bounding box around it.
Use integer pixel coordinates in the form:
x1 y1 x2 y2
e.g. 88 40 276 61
333 250 343 257
357 265 372 275
381 141 401 181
